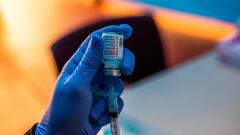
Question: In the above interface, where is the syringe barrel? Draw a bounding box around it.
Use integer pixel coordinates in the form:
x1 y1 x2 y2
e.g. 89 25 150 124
110 117 121 135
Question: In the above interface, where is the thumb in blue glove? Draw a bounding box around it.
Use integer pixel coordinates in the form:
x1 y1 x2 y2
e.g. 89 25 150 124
35 24 135 135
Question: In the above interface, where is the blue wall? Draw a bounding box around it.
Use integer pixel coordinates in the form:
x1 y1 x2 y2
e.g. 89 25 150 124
138 0 240 23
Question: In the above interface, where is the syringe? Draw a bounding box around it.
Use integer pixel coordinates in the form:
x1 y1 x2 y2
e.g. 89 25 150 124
91 79 121 135
108 83 120 135
102 32 124 135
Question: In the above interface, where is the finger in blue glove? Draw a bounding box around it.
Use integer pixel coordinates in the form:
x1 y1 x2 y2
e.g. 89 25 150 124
35 24 134 135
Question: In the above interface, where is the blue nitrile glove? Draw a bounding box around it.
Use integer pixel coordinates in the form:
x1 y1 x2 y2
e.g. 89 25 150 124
35 24 135 135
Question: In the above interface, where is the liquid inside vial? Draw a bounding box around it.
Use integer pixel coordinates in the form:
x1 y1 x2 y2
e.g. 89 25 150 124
102 32 124 76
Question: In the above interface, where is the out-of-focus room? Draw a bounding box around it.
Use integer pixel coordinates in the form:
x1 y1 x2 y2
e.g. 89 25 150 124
0 0 239 134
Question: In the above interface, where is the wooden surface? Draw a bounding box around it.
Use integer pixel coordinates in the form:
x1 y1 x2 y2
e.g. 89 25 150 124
152 7 236 67
0 0 235 134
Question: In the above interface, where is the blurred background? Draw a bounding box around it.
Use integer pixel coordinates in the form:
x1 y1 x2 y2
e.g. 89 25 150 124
0 0 239 134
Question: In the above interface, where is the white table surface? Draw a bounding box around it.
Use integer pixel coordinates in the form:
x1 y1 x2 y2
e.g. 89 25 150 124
122 51 240 135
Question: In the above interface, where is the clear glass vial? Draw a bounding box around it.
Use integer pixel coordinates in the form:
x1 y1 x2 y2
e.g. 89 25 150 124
102 32 124 76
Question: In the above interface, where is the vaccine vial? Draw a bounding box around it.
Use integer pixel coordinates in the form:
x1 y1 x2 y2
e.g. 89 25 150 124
102 32 124 76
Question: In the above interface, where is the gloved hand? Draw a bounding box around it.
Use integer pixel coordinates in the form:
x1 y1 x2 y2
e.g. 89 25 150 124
35 24 134 135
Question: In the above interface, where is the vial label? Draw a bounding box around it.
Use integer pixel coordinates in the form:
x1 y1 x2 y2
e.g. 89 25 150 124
118 37 123 58
102 33 123 60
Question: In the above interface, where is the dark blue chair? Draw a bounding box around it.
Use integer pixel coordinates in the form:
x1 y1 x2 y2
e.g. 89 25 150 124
52 15 166 84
